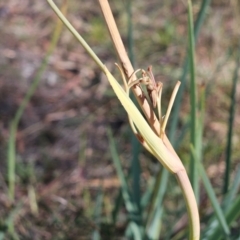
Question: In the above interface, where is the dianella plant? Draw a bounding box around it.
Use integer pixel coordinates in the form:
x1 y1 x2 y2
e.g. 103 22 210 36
46 0 201 239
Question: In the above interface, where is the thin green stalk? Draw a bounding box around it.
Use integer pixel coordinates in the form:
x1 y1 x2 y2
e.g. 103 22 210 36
5 202 23 240
131 136 141 214
153 1 211 232
204 165 240 239
170 0 211 140
111 188 123 225
47 0 105 73
190 145 230 237
7 122 15 201
204 195 240 240
126 0 134 65
125 221 143 239
222 164 240 211
92 187 103 240
145 168 167 239
223 40 240 194
141 177 155 210
126 0 141 215
7 0 67 201
145 205 163 239
107 129 142 227
150 0 211 235
148 2 202 237
14 1 67 127
196 84 205 162
188 0 198 200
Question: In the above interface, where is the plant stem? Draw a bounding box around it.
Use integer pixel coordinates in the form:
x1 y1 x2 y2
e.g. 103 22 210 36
47 0 105 73
99 1 200 238
170 0 211 141
98 0 160 134
223 40 240 194
176 170 200 240
8 0 68 201
188 0 198 201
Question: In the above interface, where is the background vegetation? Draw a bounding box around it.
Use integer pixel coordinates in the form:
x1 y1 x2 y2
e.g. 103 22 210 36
0 0 239 239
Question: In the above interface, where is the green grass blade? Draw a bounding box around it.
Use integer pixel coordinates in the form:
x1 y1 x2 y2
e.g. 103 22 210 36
92 231 101 240
196 85 205 162
146 169 169 238
141 177 155 210
13 1 66 127
111 188 123 225
170 0 211 141
222 164 240 211
203 166 240 238
107 129 141 223
141 0 211 235
5 202 23 240
112 166 142 227
190 146 230 236
151 1 212 235
144 172 165 239
146 205 163 240
126 0 142 212
92 187 103 240
145 168 166 236
111 169 136 225
7 122 16 201
47 0 105 72
125 221 143 239
204 195 240 240
223 41 240 194
131 137 141 213
188 0 198 200
126 0 134 65
194 83 206 205
7 0 67 201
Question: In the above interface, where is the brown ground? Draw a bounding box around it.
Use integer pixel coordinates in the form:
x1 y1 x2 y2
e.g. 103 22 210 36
0 0 240 239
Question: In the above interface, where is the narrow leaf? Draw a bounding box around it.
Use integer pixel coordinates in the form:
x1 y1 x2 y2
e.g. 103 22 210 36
188 0 198 200
223 41 240 193
190 145 230 236
204 195 240 240
107 129 138 214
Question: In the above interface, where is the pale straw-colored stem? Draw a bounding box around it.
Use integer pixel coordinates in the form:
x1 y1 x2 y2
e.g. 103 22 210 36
98 0 133 76
98 0 160 133
98 2 199 239
47 0 106 73
175 170 200 240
